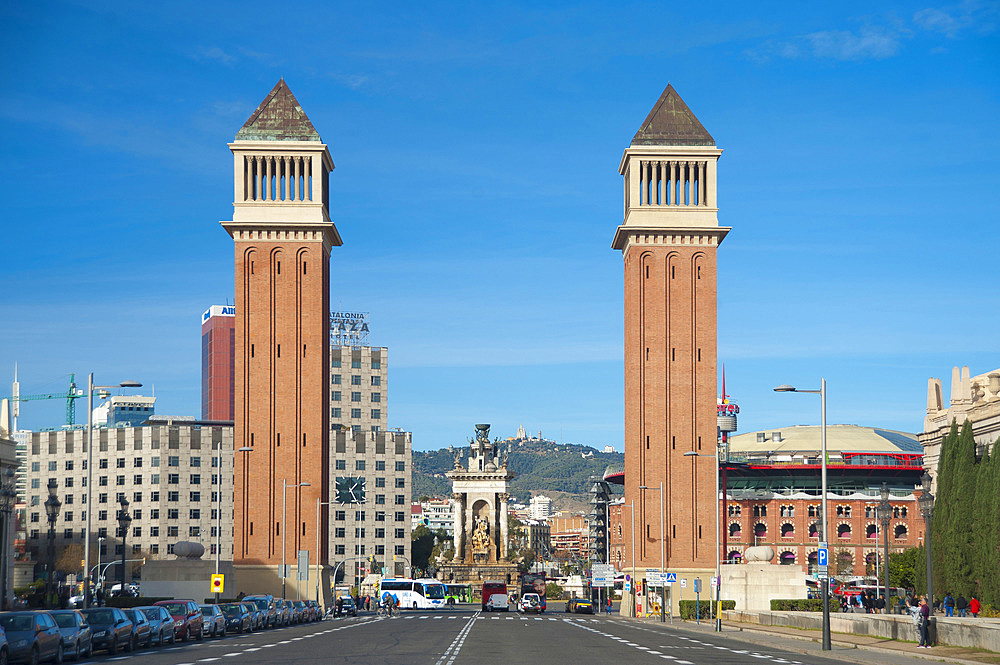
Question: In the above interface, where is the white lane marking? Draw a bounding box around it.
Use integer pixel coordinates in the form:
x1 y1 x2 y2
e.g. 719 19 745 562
676 661 693 664
434 612 479 665
198 659 221 663
648 651 661 655
244 647 261 651
223 654 242 658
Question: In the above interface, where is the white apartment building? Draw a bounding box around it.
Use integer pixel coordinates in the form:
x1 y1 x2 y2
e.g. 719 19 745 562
528 495 553 521
24 421 235 564
329 429 412 585
420 499 454 538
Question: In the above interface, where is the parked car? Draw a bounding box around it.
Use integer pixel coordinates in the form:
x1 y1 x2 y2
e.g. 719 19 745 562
50 609 93 660
274 599 292 626
122 609 152 649
304 600 320 621
153 599 204 641
565 598 594 614
137 605 175 646
339 597 357 617
0 611 63 663
290 601 306 624
199 605 226 637
243 595 277 628
240 602 263 631
518 593 544 614
81 607 133 655
220 603 252 634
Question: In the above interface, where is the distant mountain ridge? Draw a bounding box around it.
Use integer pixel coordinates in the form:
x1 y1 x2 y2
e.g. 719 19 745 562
412 438 624 510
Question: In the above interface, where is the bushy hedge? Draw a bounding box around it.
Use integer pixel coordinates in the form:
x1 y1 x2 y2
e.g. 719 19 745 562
769 598 824 612
679 599 735 619
106 596 171 608
545 583 563 599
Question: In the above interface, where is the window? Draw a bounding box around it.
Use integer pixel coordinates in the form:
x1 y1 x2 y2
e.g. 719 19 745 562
98 493 107 504
375 460 385 471
375 544 385 555
394 478 405 488
335 511 345 521
395 461 405 471
355 528 366 538
133 526 141 537
30 496 39 506
190 509 200 520
394 511 405 522
375 478 385 488
65 478 74 488
332 408 342 418
394 545 404 555
150 491 160 502
64 460 74 471
351 360 361 369
31 462 39 472
371 360 381 369
97 527 106 538
371 393 381 403
371 376 381 386
375 527 385 538
351 409 362 419
355 545 366 555
30 513 39 523
98 476 108 487
332 358 341 368
151 457 160 467
167 491 179 502
355 510 366 521
168 474 179 484
335 460 346 470
167 526 179 537
211 509 218 519
334 527 345 538
167 509 179 519
211 456 219 468
394 528 404 539
375 511 385 522
133 475 142 485
334 545 345 555
332 391 341 402
133 492 142 503
753 505 767 518
371 409 381 419
150 526 159 537
375 495 385 505
190 474 201 485
116 475 125 486
132 509 141 520
355 460 366 471
133 458 142 468
150 509 159 519
190 457 201 467
116 458 126 469
190 492 201 502
99 459 108 469
168 456 180 467
351 375 362 386
151 474 159 484
394 494 405 505
351 392 361 402
332 374 342 385
63 528 73 539
63 494 73 504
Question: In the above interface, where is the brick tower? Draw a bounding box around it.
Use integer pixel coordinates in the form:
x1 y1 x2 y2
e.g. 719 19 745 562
612 85 729 611
222 80 340 597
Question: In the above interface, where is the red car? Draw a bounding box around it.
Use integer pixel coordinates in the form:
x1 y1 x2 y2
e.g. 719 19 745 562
153 599 204 641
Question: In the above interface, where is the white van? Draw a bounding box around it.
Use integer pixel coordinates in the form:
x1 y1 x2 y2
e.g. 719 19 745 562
485 592 509 611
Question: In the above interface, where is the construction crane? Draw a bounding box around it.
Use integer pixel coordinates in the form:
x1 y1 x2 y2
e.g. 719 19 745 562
10 371 87 428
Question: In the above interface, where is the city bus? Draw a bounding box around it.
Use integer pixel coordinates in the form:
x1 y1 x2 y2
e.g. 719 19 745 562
444 584 472 605
379 578 448 609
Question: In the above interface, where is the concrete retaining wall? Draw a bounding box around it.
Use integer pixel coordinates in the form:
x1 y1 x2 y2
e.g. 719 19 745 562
721 610 1000 653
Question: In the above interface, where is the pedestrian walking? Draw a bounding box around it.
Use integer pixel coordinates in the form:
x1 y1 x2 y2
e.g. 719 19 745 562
875 595 885 614
606 595 612 615
943 593 955 617
917 597 932 648
956 595 967 617
970 596 980 618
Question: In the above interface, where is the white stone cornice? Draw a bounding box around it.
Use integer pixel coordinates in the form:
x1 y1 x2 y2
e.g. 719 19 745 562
220 220 342 250
612 225 731 253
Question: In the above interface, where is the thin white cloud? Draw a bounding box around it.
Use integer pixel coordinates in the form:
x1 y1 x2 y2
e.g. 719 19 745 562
747 24 902 62
193 46 236 65
914 1 998 38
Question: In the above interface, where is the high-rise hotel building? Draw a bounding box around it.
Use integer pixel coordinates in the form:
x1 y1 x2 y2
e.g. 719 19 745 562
329 313 388 433
201 305 236 422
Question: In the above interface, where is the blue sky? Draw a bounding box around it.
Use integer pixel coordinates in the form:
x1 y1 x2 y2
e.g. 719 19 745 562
1 1 997 451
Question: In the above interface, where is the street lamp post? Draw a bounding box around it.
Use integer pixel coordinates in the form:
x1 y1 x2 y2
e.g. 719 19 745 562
216 446 252 602
0 468 16 610
918 472 934 615
44 479 62 609
638 483 665 623
774 379 831 650
96 536 105 605
684 450 722 631
282 479 311 599
117 496 132 595
85 375 141 608
877 482 891 609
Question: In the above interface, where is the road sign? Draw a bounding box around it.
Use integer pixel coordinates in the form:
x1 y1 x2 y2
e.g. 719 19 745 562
664 572 677 584
817 548 829 567
624 581 631 593
680 578 687 588
711 576 718 588
694 578 701 593
297 550 309 581
210 574 224 595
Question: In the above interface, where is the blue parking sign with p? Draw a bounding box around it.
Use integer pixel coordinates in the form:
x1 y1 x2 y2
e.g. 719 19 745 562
817 548 828 567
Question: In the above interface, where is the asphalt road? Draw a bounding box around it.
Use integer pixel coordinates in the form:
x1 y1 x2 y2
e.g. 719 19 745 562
63 607 888 665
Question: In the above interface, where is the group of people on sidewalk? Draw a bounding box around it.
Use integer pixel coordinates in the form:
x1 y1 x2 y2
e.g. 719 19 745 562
942 592 980 617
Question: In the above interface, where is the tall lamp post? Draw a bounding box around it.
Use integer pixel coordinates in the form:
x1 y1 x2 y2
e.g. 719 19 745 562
315 498 331 607
0 467 16 610
44 479 62 609
216 446 253 602
282 479 311 599
96 536 105 605
877 482 891 608
774 379 830 650
918 472 934 614
116 496 132 595
638 483 665 623
85 375 142 608
684 450 722 631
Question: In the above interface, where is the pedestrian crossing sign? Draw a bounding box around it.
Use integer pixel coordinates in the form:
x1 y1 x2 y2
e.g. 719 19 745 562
664 572 677 584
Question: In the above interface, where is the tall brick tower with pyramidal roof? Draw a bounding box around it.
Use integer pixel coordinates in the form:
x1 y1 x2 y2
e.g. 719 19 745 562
613 85 729 615
222 80 339 598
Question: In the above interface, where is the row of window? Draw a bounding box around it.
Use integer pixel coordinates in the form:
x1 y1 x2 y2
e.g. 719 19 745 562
30 456 222 473
29 525 202 540
331 360 381 369
332 527 406 539
728 522 910 540
331 375 381 386
334 510 407 523
330 391 381 403
333 460 405 472
331 408 381 420
730 504 909 520
333 544 403 556
28 490 223 509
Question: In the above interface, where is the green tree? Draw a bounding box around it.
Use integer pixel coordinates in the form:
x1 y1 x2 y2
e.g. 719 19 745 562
888 546 920 590
411 525 437 571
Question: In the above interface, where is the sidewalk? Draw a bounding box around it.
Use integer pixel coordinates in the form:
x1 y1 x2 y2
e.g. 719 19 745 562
624 613 1000 665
